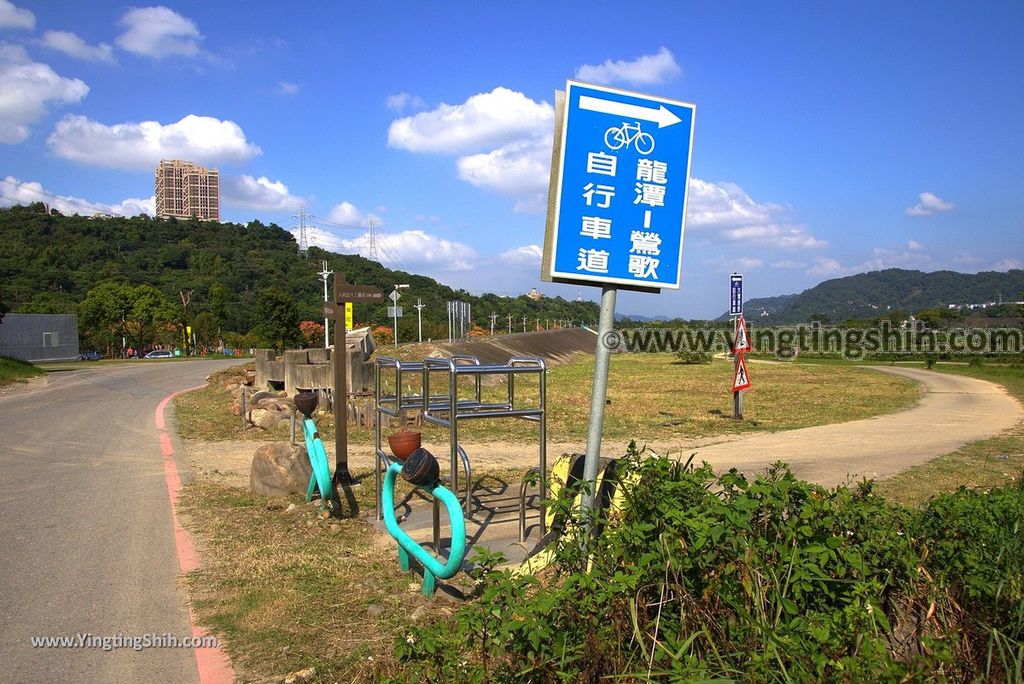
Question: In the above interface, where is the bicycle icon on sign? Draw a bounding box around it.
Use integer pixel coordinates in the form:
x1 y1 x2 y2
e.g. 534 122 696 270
604 121 655 154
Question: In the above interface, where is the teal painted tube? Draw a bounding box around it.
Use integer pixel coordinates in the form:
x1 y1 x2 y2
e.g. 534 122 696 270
303 417 333 501
381 462 466 596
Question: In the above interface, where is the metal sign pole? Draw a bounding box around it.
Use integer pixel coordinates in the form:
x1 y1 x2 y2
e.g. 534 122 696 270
733 315 743 420
333 303 351 484
581 285 617 514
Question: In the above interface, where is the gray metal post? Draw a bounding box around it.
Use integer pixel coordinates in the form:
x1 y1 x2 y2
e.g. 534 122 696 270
581 286 617 514
732 315 743 419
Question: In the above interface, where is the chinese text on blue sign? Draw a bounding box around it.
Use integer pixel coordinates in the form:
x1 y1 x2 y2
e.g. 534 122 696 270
730 273 743 315
547 81 696 289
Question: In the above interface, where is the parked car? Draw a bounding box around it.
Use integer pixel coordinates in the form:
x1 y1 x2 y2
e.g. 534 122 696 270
79 351 103 361
143 350 174 359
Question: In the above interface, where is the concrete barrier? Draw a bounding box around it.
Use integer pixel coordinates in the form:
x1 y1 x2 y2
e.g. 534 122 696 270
254 327 376 396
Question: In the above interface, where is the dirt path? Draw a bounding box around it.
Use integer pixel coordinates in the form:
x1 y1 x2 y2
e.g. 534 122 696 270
181 367 1022 489
691 366 1023 486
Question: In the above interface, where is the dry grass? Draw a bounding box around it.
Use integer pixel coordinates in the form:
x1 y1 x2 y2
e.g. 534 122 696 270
179 478 453 683
176 354 920 447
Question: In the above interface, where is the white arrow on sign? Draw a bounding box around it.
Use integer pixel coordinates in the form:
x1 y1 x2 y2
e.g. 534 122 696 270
579 95 682 128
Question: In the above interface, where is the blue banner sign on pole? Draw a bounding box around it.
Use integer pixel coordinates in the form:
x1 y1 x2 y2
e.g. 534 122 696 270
547 81 696 290
730 273 743 315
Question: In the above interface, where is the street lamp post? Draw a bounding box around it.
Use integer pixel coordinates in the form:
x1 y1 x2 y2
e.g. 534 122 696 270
414 298 425 342
318 260 332 348
391 284 409 348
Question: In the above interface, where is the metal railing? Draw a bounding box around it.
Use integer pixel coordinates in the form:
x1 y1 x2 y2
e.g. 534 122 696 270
375 354 548 538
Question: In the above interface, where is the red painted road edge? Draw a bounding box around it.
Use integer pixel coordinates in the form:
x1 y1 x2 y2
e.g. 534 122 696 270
155 388 235 684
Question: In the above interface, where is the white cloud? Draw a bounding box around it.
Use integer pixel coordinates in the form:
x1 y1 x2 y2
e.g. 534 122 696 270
0 176 153 216
388 87 552 154
115 6 202 59
306 227 476 272
0 1 34 30
0 46 88 143
686 178 826 249
456 136 552 213
39 31 116 63
47 113 261 169
385 92 426 112
770 260 802 269
221 174 303 212
326 200 382 227
952 252 982 266
275 81 299 95
906 191 954 217
993 258 1023 271
907 239 925 251
498 244 543 266
807 257 844 278
704 255 763 272
575 47 681 86
861 246 934 271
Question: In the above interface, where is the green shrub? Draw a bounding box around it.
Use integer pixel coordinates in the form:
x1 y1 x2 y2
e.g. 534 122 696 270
392 447 1024 682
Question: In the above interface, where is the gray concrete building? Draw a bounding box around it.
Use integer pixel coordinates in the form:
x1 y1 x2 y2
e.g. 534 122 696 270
0 314 80 362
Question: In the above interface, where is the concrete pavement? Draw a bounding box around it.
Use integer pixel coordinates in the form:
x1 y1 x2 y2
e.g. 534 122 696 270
0 359 239 684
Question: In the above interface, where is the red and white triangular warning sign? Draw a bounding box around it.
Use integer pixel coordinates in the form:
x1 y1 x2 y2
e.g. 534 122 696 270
733 315 752 353
733 353 751 392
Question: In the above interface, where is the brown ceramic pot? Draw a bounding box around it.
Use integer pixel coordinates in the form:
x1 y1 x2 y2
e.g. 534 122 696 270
387 430 422 461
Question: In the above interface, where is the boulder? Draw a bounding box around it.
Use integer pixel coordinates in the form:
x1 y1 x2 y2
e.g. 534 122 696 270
251 389 286 405
256 409 288 430
250 442 312 497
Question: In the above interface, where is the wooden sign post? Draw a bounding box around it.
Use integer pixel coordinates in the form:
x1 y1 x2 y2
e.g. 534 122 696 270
327 276 383 485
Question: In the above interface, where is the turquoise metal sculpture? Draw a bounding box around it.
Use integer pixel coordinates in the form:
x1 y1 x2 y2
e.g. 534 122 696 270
301 416 333 503
381 461 466 597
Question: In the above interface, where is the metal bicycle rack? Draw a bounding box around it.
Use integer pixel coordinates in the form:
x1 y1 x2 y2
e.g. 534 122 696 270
375 354 548 543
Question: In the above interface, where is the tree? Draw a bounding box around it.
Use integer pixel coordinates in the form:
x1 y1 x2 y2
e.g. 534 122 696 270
256 287 300 351
299 320 324 347
78 282 175 352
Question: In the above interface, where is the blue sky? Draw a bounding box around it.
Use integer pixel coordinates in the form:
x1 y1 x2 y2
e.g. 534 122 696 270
1 1 1021 318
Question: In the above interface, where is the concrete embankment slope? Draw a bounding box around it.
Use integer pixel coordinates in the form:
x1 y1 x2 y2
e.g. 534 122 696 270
430 328 598 366
692 366 1024 487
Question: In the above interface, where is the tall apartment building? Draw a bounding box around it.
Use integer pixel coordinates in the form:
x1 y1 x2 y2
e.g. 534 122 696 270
154 160 220 221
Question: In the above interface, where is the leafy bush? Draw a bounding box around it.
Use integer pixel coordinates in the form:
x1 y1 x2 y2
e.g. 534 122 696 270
392 447 1024 682
674 350 712 364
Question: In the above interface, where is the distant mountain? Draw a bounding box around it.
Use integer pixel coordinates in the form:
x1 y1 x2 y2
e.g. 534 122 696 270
617 313 672 323
717 269 1024 323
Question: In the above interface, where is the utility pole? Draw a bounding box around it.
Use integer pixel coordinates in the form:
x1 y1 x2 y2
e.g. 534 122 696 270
507 314 512 334
414 298 425 342
490 312 497 336
523 316 527 333
318 260 332 347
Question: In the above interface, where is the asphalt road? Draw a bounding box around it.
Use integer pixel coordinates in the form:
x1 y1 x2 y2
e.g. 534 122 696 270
0 359 240 684
693 366 1024 486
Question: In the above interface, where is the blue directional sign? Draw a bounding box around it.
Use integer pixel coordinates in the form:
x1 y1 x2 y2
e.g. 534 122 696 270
730 273 743 315
546 80 696 289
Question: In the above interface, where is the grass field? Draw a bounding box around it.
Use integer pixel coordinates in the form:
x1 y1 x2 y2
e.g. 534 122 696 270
175 353 920 447
0 355 43 386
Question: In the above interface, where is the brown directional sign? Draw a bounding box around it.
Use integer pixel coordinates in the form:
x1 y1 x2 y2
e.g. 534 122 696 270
330 276 383 488
333 282 384 303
